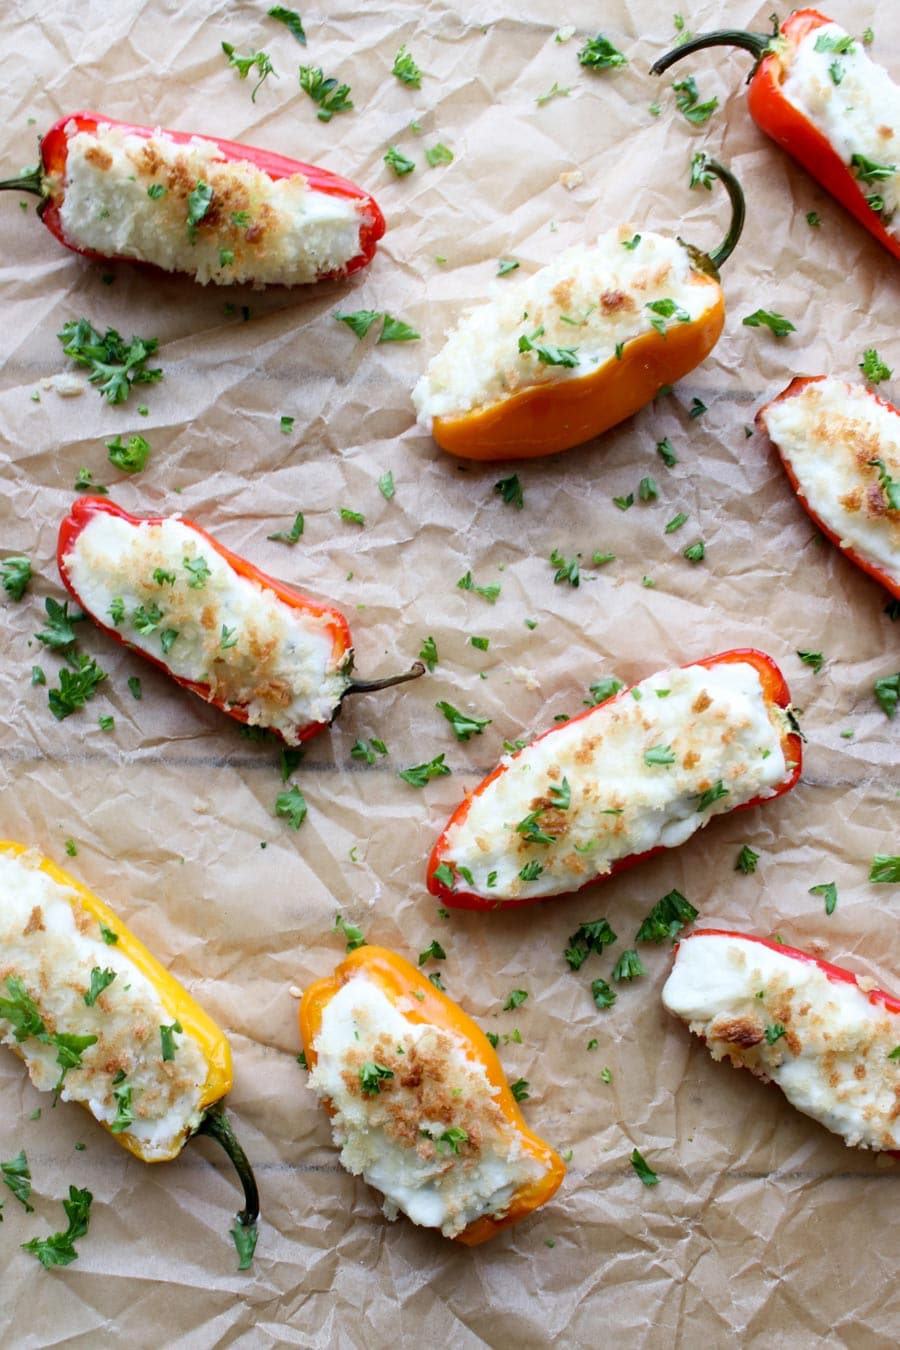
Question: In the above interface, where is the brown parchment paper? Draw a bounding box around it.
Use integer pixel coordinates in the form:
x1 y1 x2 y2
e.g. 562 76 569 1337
1 0 899 1344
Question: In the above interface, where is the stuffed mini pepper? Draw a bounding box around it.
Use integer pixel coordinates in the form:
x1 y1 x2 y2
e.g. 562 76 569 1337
299 946 565 1244
652 10 900 261
412 157 744 460
663 930 900 1151
0 111 384 285
0 842 258 1245
756 376 900 600
58 496 422 745
428 650 801 910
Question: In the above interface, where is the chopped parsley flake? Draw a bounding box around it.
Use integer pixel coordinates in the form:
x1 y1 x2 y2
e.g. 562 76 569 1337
425 143 454 168
436 700 491 742
267 511 305 544
392 45 422 87
550 549 580 586
630 1148 658 1186
418 635 438 671
636 889 698 943
656 437 678 466
874 673 899 719
334 914 366 951
384 145 415 176
859 348 892 383
870 855 900 884
275 785 307 829
578 34 627 70
399 753 450 787
764 1023 786 1045
735 845 759 874
58 318 162 405
673 75 717 125
494 473 523 508
221 43 276 103
809 881 838 915
797 650 825 673
497 259 520 276
359 1061 394 1095
742 309 796 338
591 978 616 1010
299 65 353 121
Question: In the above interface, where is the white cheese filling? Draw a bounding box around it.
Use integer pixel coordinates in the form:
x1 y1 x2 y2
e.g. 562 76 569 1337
56 122 369 285
63 512 349 744
412 229 717 426
307 973 543 1238
663 933 900 1151
440 662 791 901
780 22 900 238
759 378 900 586
0 848 208 1159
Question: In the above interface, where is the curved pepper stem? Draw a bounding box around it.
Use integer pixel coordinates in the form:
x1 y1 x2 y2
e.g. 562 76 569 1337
194 1101 260 1229
343 659 426 698
685 156 746 274
0 165 44 197
650 20 779 81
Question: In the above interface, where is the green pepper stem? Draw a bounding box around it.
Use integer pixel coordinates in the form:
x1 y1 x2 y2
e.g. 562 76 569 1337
689 156 746 273
650 28 775 79
343 660 426 697
0 165 44 197
195 1102 260 1228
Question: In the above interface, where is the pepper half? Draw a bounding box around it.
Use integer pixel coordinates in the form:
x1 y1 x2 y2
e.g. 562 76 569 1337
0 841 258 1242
756 375 900 600
299 945 565 1245
0 111 385 285
412 157 744 461
651 10 900 261
57 496 423 745
427 650 802 911
662 929 900 1151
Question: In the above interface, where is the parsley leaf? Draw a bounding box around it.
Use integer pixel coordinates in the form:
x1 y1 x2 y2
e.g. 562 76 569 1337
21 1185 93 1269
735 845 759 874
612 949 647 982
359 1061 393 1094
765 1023 786 1045
591 978 616 1010
418 940 446 965
584 677 623 706
742 309 796 338
221 43 276 102
334 913 366 952
870 855 900 884
74 467 107 494
868 458 900 511
797 650 825 673
683 540 705 563
494 474 524 508
436 700 491 742
696 780 729 812
630 1148 658 1186
578 34 627 69
1 1151 33 1212
384 145 415 176
275 785 307 829
339 507 365 526
47 656 107 721
268 6 306 44
510 1079 530 1102
518 860 543 882
186 180 214 242
813 32 855 54
160 1020 182 1061
379 314 420 343
644 744 675 766
350 738 387 765
645 298 691 337
673 76 717 125
399 753 450 787
518 327 579 367
665 512 688 534
635 889 698 943
83 967 116 1008
859 348 893 383
299 65 353 121
875 673 900 719
110 1078 134 1133
425 143 454 168
392 44 422 87
418 635 438 672
2 556 31 602
806 210 821 227
58 319 162 405
550 549 580 586
850 152 895 184
457 570 500 603
809 881 838 915
497 259 520 276
565 918 617 970
267 511 304 544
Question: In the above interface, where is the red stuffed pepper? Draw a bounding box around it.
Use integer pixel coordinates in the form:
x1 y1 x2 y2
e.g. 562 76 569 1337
663 929 900 1151
651 10 900 261
0 111 384 285
57 496 422 745
756 376 900 600
427 650 801 911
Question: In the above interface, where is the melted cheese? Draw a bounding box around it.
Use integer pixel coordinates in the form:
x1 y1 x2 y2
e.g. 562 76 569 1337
307 973 543 1238
412 229 718 425
759 378 900 587
440 661 790 902
56 122 370 285
663 933 900 1151
781 21 900 238
0 848 208 1159
63 511 349 744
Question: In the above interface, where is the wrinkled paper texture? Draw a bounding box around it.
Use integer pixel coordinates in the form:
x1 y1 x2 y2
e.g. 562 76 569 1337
1 1 899 1345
